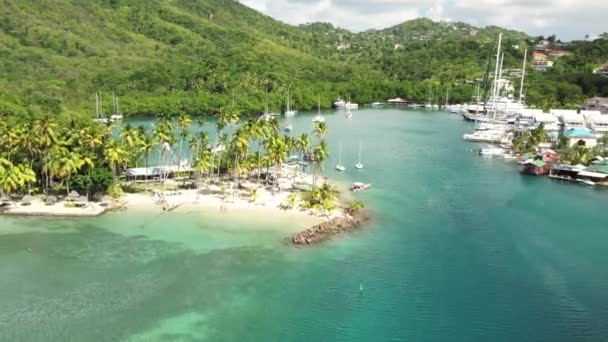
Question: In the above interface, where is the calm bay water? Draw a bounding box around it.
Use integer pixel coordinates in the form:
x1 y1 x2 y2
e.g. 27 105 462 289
2 108 608 341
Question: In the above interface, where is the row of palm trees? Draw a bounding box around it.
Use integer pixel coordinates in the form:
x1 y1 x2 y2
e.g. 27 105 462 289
0 110 333 202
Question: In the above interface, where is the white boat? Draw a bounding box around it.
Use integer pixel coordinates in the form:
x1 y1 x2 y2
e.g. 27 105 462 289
463 131 507 143
577 179 596 186
355 141 364 169
313 96 325 123
110 93 123 120
371 102 383 107
351 182 371 192
479 146 507 156
334 98 346 108
94 117 113 124
259 113 273 121
336 142 345 172
345 95 358 109
285 90 297 117
283 124 293 132
346 111 352 119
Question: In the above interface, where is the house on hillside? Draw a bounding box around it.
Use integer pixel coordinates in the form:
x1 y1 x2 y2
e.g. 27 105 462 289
337 42 351 50
532 60 554 71
534 40 551 51
581 97 608 114
547 50 571 58
564 128 597 148
533 52 547 61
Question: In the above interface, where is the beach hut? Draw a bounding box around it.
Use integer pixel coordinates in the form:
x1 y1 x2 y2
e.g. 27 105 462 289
45 195 58 206
20 195 35 206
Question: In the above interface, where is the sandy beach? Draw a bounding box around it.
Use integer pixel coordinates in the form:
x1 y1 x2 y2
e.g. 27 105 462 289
1 168 346 228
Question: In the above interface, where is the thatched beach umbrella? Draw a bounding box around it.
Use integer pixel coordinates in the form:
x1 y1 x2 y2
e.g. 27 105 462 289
76 196 88 203
45 195 58 205
68 191 80 200
21 195 35 206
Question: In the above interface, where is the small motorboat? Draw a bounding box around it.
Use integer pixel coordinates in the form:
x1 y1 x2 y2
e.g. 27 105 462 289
346 111 352 119
479 147 506 156
577 179 596 186
351 182 371 192
336 164 346 172
283 124 293 132
312 115 325 123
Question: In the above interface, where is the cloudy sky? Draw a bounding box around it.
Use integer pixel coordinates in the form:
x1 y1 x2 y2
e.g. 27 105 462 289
239 0 606 40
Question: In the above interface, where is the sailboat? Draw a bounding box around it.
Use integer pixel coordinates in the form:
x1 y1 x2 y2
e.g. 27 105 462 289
285 90 297 117
355 142 364 169
345 95 358 109
312 96 325 123
336 142 346 172
261 87 277 121
110 92 123 120
93 93 112 124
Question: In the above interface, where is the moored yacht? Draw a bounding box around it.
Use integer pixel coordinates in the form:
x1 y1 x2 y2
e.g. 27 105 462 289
334 98 346 108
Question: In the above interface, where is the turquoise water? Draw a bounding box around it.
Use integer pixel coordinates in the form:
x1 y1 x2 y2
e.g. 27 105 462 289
2 108 608 341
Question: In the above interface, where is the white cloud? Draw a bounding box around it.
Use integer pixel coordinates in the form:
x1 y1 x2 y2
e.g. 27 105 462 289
238 0 607 40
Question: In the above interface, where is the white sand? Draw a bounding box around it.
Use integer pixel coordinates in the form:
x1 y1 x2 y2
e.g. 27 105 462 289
2 198 106 217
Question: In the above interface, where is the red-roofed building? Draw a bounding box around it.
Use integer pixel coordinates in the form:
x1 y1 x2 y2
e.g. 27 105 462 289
548 50 571 58
533 52 547 61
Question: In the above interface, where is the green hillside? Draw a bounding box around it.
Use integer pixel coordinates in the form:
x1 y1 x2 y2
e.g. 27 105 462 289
0 0 607 117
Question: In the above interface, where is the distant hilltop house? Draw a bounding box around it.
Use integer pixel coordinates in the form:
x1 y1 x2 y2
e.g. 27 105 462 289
336 42 351 50
532 60 554 71
394 44 402 49
534 40 551 51
581 97 608 114
594 66 608 77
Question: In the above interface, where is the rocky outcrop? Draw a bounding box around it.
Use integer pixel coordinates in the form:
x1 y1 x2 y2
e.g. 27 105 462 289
291 211 372 246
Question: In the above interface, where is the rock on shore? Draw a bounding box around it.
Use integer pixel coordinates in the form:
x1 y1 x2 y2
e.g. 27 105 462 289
291 211 372 246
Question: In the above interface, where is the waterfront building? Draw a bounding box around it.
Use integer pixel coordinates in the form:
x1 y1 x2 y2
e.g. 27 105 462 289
564 128 598 148
533 113 560 132
560 112 587 131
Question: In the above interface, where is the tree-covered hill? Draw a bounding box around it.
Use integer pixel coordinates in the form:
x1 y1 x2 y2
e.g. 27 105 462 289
0 0 607 117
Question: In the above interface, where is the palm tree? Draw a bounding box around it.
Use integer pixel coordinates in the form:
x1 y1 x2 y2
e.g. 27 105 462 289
297 133 311 176
34 114 59 192
314 122 327 141
230 128 250 190
0 158 36 197
104 139 128 181
312 139 329 186
138 133 156 192
193 148 213 191
216 133 229 182
176 114 192 172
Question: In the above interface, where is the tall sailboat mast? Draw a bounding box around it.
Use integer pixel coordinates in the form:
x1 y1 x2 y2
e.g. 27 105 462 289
491 33 503 119
519 48 528 104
